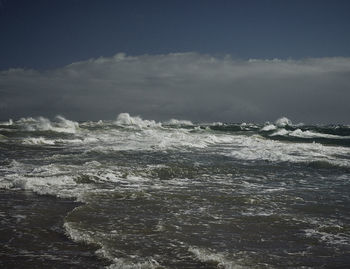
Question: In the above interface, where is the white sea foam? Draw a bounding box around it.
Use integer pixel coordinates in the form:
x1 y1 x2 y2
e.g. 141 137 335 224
0 161 99 199
5 174 85 198
65 221 161 269
22 137 56 145
227 135 350 167
289 129 350 139
84 125 237 153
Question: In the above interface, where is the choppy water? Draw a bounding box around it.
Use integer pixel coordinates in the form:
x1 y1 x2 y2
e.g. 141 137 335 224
1 113 350 268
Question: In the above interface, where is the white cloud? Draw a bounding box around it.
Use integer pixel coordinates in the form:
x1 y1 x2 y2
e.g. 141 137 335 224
1 53 350 123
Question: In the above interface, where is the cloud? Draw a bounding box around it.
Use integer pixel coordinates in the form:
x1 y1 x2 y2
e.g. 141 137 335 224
1 52 350 123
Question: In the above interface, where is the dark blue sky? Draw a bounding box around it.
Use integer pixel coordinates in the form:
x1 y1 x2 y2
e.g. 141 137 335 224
1 0 350 70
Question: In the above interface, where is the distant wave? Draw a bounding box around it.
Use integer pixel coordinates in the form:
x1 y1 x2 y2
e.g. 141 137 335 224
1 113 349 170
0 119 13 126
15 116 79 133
115 112 193 128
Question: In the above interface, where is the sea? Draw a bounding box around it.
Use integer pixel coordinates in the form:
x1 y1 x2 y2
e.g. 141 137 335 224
0 113 349 268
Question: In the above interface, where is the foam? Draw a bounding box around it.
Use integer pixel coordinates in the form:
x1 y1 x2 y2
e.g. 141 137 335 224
107 258 160 269
5 174 84 198
22 137 92 146
0 161 98 199
64 221 110 259
289 129 350 139
65 221 161 269
22 137 56 145
228 134 350 168
85 125 237 153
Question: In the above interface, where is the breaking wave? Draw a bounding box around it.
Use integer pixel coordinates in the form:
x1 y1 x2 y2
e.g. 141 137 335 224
0 119 13 126
16 115 79 133
115 113 161 128
1 113 350 268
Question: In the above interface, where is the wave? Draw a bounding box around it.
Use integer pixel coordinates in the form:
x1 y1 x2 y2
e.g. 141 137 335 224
115 113 194 129
275 116 294 127
227 135 350 168
0 161 101 199
188 247 246 269
65 220 162 269
260 124 277 131
270 128 350 139
115 113 161 128
16 116 79 133
163 118 193 126
1 113 349 168
0 119 13 126
257 117 350 147
22 137 56 145
21 137 91 145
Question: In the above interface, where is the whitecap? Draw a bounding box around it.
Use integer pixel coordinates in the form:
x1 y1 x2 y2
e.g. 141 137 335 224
164 118 193 126
188 247 246 269
0 119 13 126
260 124 277 131
228 134 350 168
22 137 56 145
270 128 290 136
269 128 350 139
17 115 79 133
115 113 161 128
275 117 292 127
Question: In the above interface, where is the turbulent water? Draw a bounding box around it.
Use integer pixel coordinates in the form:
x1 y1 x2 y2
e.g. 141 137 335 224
1 113 350 268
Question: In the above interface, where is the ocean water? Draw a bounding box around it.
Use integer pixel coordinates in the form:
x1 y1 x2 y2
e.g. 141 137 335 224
0 113 350 268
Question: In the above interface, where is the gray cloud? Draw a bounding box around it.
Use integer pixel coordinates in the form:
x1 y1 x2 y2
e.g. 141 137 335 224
1 53 350 123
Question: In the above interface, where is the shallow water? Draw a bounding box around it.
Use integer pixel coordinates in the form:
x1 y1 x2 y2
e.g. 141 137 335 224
1 114 350 268
0 189 109 268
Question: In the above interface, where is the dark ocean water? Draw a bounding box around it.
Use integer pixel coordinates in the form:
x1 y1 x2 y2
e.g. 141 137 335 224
1 113 350 268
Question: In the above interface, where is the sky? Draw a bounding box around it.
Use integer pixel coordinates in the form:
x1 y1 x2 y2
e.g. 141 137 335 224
1 0 350 123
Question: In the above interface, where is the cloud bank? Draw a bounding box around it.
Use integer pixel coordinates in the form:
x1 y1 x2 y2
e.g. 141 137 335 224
1 52 350 123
